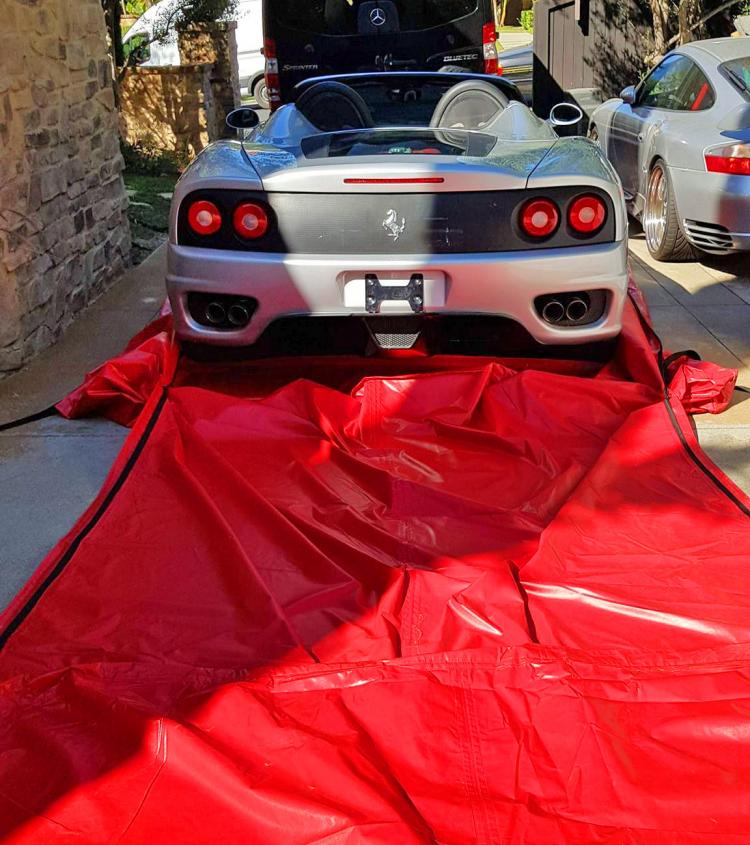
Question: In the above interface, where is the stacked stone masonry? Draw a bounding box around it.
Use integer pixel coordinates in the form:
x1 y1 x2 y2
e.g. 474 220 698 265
0 0 131 375
119 64 216 160
177 22 240 141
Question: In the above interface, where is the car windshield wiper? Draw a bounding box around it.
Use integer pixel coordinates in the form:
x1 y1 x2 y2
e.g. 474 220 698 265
725 67 750 94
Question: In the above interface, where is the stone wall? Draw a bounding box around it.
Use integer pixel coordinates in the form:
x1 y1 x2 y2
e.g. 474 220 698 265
0 0 130 375
119 64 216 161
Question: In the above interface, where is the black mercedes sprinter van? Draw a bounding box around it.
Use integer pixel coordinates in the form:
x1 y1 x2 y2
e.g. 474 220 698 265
263 0 500 107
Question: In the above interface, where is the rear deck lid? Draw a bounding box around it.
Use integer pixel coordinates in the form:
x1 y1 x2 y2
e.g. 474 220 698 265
245 130 557 193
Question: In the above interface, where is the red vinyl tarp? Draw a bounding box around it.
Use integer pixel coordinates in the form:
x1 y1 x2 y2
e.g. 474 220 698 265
2 291 750 843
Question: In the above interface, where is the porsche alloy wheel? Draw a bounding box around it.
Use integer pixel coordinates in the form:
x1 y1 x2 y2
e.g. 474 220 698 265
643 161 695 261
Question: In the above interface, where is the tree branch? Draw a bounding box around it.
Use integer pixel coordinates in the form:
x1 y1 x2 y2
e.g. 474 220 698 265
115 0 189 85
666 0 743 49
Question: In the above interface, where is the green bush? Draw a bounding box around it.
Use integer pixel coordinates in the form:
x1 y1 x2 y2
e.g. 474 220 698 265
124 0 148 14
120 139 184 176
519 9 534 33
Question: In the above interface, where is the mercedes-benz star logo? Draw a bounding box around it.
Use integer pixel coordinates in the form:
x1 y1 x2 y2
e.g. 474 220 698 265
370 7 387 26
383 209 406 242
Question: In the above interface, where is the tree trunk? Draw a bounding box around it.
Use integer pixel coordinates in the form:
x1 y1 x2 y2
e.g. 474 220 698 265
677 0 701 45
102 0 125 67
498 0 509 28
649 0 671 57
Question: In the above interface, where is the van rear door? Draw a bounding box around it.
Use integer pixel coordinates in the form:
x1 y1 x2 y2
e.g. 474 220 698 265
266 1 493 103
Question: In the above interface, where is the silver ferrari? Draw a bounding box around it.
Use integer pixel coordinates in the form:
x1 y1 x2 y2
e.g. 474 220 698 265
167 72 628 350
590 37 750 260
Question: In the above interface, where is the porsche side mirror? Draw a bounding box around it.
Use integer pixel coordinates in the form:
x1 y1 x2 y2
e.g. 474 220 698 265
548 102 584 128
620 85 637 105
226 107 260 132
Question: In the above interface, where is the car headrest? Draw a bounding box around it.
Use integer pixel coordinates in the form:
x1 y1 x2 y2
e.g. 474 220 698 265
296 81 375 133
481 101 557 141
430 80 511 132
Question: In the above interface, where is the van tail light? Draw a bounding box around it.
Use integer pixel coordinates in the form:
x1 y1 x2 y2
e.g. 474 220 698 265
188 200 222 236
520 198 559 239
482 23 498 75
233 202 269 239
264 37 281 111
705 143 750 175
568 195 607 234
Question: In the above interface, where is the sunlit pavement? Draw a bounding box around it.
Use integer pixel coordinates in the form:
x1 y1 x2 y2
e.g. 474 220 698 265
497 30 533 51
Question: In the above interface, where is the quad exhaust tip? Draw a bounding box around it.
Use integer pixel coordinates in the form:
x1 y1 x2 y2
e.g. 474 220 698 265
538 292 594 326
227 302 252 328
206 300 252 329
206 301 227 326
187 292 258 330
541 300 565 324
566 298 589 323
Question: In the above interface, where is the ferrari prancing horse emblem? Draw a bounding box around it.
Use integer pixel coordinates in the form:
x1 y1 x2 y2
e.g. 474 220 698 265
383 209 406 242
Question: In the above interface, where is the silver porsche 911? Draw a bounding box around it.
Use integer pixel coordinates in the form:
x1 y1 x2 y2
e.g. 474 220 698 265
590 37 750 261
167 72 628 351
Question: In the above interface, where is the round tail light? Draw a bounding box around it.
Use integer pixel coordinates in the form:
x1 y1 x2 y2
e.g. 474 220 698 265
568 195 607 234
188 200 222 236
233 202 269 239
520 199 560 239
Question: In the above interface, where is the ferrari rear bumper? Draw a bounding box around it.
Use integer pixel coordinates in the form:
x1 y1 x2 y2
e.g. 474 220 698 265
167 240 629 346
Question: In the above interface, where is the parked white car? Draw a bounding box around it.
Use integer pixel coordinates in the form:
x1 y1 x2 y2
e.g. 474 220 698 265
122 0 268 107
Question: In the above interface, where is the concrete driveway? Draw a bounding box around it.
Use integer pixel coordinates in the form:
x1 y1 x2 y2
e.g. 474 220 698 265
0 236 748 611
0 247 164 609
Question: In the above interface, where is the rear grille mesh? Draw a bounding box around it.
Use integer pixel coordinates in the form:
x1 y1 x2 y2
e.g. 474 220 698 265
373 332 421 349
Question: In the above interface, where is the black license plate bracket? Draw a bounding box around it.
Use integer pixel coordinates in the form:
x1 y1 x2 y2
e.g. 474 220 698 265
364 273 424 314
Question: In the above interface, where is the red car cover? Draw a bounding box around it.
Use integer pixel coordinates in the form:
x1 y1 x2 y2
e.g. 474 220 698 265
1 289 749 843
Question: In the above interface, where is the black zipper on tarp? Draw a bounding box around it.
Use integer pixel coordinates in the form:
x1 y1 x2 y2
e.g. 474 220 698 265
631 293 750 520
0 389 169 651
0 406 57 432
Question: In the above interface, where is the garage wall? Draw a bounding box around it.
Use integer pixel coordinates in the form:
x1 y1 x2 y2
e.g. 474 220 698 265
0 0 131 376
533 0 651 118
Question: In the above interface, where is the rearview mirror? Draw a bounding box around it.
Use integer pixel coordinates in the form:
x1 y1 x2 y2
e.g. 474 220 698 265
620 85 637 105
548 102 584 128
226 107 260 132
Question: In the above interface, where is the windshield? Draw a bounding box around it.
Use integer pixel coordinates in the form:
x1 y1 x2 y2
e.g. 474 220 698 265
294 75 521 126
271 0 480 36
722 57 750 100
352 79 475 125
